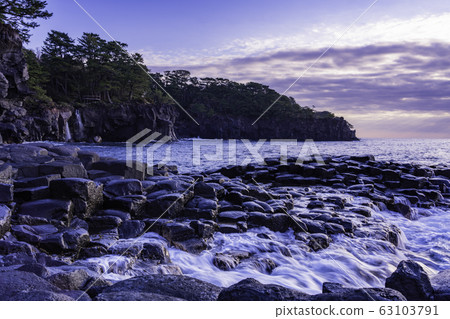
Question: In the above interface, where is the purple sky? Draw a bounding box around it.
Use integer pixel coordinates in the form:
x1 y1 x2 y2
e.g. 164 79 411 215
28 0 450 138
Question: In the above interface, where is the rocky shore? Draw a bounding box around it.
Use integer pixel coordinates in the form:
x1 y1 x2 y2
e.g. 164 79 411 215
0 142 449 301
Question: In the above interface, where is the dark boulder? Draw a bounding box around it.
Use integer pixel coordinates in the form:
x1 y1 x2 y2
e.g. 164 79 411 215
118 220 146 239
104 179 143 197
50 178 103 218
161 222 196 242
47 268 93 290
431 269 450 301
18 199 73 223
0 271 60 301
91 160 145 180
99 275 221 301
0 183 13 203
218 278 310 301
385 260 434 301
95 291 184 301
0 204 12 237
314 282 406 301
39 161 88 179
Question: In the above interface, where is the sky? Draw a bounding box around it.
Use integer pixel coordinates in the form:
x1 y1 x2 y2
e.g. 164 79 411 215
27 0 450 138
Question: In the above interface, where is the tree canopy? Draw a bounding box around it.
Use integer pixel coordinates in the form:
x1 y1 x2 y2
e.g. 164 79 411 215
25 30 335 121
0 0 52 42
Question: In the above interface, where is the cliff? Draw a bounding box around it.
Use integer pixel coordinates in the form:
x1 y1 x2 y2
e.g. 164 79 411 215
176 113 356 141
0 23 357 143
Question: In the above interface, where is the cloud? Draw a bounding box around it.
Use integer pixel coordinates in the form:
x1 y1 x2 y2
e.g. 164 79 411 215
140 12 450 138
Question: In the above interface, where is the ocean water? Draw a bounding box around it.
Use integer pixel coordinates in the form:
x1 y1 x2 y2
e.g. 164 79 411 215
59 138 450 293
64 138 450 174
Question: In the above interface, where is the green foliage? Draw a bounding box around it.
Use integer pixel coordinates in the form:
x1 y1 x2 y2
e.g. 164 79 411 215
0 0 52 42
23 48 52 104
25 29 331 121
30 30 153 104
154 71 331 120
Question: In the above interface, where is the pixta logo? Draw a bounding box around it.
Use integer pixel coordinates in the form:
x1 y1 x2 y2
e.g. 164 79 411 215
126 128 325 175
126 128 171 176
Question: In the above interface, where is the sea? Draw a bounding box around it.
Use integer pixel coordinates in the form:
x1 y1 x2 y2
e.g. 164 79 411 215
58 138 450 293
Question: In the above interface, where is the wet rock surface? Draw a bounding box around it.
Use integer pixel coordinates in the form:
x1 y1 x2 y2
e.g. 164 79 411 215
0 145 449 300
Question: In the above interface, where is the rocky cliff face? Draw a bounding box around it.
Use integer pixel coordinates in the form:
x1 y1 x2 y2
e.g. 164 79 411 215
176 114 357 141
0 24 178 143
75 103 178 142
0 24 30 98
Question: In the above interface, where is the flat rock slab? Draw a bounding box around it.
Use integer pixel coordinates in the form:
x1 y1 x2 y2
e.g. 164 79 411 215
218 278 310 301
100 274 221 301
18 199 73 222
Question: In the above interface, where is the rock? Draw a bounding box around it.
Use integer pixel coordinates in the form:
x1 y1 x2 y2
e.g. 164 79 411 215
13 186 50 202
349 206 372 217
213 253 240 270
194 181 224 199
99 275 221 301
324 222 346 234
389 197 417 220
62 228 90 250
182 195 218 219
17 263 50 278
308 233 331 251
87 216 122 233
3 290 75 301
382 169 401 181
0 271 60 301
218 278 310 301
172 237 207 254
95 291 184 301
218 224 241 233
91 160 145 180
313 283 406 301
78 245 108 259
269 213 291 232
161 222 196 242
141 242 171 263
0 71 8 98
10 224 41 244
48 268 92 290
105 195 147 217
77 151 99 169
0 163 13 182
14 174 61 188
49 178 103 218
0 204 12 237
0 183 13 202
18 199 73 223
0 240 37 255
39 161 88 179
39 232 68 254
104 179 143 197
302 219 326 233
96 209 130 221
146 192 190 219
431 269 450 301
385 260 434 301
190 220 215 239
213 251 250 271
247 211 271 228
0 24 30 97
218 210 247 223
307 200 325 209
118 220 146 239
350 155 375 162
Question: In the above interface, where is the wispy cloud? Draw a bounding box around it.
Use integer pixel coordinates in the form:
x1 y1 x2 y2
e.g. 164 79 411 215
139 12 450 138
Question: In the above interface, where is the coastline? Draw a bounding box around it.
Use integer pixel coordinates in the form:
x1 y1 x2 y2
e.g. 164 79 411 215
0 142 449 300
